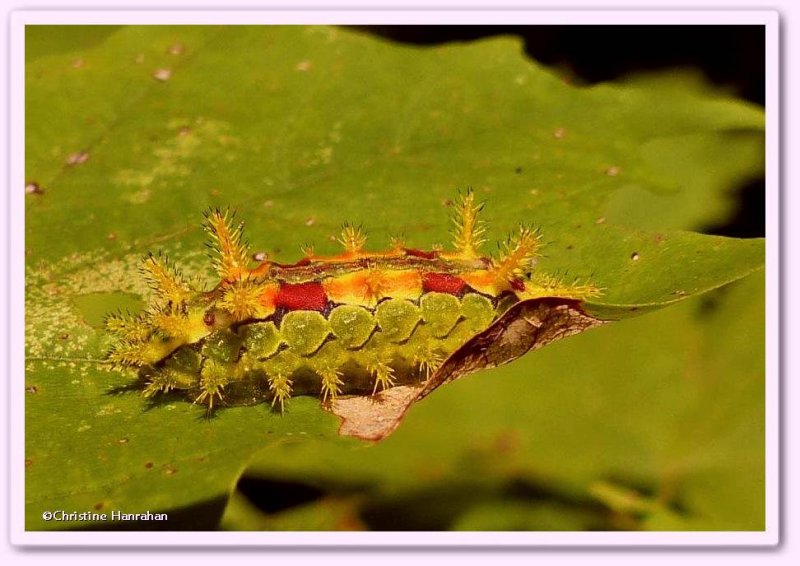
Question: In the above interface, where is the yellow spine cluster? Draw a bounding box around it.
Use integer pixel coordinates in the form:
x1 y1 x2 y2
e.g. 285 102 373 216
337 223 368 254
451 189 487 258
493 226 542 283
203 208 251 282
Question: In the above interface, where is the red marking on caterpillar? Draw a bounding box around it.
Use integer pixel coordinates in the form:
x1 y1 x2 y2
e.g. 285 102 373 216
422 272 467 295
275 281 328 312
276 257 313 268
404 248 439 260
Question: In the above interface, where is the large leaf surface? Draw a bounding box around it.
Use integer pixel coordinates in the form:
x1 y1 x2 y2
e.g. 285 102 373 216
25 25 764 530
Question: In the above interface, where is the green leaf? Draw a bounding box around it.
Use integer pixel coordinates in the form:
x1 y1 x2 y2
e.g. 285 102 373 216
25 25 764 530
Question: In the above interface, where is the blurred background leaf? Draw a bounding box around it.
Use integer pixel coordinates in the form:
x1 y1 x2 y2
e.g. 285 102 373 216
25 25 764 530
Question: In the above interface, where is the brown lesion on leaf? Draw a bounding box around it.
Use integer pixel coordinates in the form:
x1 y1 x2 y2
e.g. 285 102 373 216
25 182 44 195
328 297 606 442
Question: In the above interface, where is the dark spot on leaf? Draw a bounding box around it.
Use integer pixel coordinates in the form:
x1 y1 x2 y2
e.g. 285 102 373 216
93 501 104 511
515 166 523 174
26 385 39 394
59 333 69 340
164 464 178 475
697 293 723 317
631 252 640 261
25 182 44 195
144 461 154 469
491 430 521 455
25 459 33 469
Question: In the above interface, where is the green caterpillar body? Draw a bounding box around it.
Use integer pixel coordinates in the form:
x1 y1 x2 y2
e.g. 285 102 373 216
147 292 501 410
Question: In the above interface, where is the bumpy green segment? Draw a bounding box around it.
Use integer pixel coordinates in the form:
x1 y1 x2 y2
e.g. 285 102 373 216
329 305 375 349
147 292 498 405
280 311 331 356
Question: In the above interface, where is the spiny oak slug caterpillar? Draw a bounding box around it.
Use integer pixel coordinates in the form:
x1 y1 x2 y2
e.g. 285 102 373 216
105 190 600 412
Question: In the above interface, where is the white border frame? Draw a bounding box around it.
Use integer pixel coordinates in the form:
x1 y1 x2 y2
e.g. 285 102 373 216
8 9 780 548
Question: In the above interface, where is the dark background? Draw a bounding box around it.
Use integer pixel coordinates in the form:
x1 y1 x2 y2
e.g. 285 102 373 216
358 25 766 239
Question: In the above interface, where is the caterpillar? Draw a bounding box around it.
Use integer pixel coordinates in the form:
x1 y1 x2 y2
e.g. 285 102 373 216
105 190 600 412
